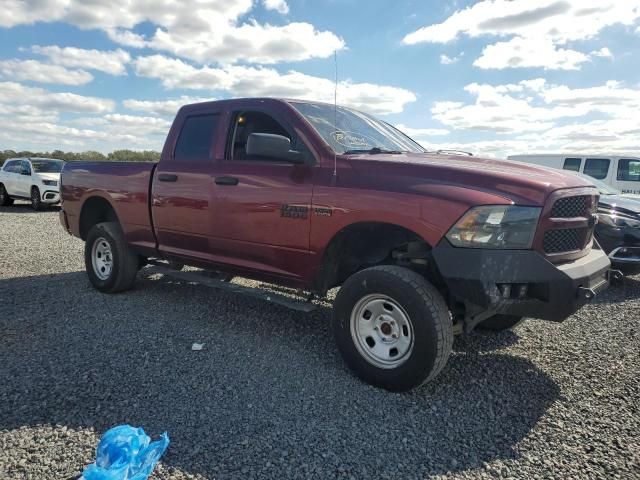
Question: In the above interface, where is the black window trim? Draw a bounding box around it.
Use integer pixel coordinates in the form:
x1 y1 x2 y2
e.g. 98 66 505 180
172 112 220 161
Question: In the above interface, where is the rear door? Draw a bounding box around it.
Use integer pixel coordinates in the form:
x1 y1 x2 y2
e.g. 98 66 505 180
152 110 223 260
15 160 32 197
1 160 19 195
207 105 315 281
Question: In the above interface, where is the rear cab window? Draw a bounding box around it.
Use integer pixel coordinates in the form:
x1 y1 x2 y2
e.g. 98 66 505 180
617 158 640 182
563 157 582 172
174 114 219 161
583 158 610 180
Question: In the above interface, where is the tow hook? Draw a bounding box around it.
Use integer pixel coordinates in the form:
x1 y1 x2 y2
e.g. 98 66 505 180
577 286 596 301
607 269 624 285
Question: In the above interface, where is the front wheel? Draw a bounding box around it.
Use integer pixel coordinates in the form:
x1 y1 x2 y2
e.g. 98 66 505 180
85 222 139 293
31 187 43 211
333 265 453 392
478 314 523 331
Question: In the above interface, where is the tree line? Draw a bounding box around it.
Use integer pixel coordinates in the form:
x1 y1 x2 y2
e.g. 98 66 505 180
0 149 161 166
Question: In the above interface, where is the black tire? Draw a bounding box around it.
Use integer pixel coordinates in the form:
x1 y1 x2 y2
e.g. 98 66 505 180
333 265 453 392
0 184 14 206
478 314 523 331
85 222 139 293
31 186 43 211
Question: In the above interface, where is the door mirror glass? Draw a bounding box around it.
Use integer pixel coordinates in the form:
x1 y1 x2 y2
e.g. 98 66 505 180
246 133 304 164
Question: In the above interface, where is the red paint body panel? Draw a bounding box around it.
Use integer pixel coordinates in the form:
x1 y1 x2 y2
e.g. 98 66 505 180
60 98 599 290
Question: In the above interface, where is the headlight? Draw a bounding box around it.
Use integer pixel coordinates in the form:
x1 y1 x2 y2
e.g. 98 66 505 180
599 213 640 229
42 180 58 186
446 205 541 249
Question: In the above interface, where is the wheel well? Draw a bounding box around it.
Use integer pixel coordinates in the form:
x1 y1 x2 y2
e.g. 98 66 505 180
313 222 433 295
79 197 119 240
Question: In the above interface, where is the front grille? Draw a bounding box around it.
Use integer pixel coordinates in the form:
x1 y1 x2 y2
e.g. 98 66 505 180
550 195 590 218
543 229 582 254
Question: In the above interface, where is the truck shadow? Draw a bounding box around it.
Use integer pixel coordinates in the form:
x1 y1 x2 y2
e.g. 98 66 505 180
0 202 60 214
0 270 559 479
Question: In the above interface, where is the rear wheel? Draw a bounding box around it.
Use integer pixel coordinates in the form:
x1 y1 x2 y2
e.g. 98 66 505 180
85 222 139 293
333 265 453 392
478 314 523 331
31 186 43 211
0 184 14 206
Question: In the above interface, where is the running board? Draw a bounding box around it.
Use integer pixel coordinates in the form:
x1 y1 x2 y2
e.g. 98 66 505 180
142 264 317 313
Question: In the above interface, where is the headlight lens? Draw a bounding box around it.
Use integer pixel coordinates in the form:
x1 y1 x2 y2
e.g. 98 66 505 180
446 206 541 249
599 213 640 229
42 180 58 186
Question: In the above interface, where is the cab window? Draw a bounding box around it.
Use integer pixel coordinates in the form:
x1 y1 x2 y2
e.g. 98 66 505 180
617 158 640 182
3 160 18 172
562 157 581 172
20 161 31 175
583 158 610 180
228 111 291 161
174 114 219 161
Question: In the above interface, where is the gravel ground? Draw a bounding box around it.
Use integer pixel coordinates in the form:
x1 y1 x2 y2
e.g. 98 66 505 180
0 203 639 480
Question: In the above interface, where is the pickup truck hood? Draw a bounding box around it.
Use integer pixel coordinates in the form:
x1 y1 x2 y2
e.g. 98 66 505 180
345 152 594 205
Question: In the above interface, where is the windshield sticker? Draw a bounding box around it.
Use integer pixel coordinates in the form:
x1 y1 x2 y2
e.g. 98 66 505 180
331 131 377 149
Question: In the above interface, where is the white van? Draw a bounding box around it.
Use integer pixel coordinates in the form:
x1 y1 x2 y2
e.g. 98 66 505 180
507 154 640 195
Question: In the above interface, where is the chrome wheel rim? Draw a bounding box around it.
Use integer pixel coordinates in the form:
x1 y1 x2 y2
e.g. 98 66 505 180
91 237 113 280
350 294 414 369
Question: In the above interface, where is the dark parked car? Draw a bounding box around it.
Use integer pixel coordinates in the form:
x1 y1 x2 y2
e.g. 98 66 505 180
576 173 640 274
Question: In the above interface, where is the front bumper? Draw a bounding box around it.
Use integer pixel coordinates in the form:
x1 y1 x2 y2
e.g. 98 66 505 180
432 241 611 326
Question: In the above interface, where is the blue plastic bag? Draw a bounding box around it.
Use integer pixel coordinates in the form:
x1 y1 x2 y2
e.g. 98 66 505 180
82 425 170 480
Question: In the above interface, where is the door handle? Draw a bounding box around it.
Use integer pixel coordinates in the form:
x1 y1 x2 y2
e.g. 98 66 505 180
215 176 239 186
158 173 178 182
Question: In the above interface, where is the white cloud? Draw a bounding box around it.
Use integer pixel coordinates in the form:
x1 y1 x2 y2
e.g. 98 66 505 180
123 96 213 117
1 0 343 65
421 78 640 158
0 59 93 85
395 124 450 138
133 55 417 115
473 36 589 70
31 46 131 75
263 0 289 15
403 0 640 70
0 82 114 113
591 47 613 58
439 53 462 65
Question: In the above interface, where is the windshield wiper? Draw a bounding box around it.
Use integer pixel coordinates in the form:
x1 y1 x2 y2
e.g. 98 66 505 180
343 147 403 155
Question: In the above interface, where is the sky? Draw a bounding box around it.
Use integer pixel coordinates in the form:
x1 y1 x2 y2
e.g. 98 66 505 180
1 0 639 158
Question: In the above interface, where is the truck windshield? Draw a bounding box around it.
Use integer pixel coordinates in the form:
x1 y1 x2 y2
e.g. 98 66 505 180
289 101 426 155
31 160 64 173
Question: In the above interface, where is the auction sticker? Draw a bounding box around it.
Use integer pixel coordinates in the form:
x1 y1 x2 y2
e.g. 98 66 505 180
331 131 378 149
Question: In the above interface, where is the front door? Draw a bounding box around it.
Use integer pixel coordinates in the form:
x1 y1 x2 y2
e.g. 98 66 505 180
208 108 315 282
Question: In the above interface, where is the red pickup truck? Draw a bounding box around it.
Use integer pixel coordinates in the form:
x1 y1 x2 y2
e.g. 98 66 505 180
60 98 612 391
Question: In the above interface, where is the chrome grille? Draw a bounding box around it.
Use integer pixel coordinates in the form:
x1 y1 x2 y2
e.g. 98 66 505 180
550 195 590 218
543 229 582 254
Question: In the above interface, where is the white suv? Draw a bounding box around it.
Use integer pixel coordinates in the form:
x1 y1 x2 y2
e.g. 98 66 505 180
0 158 64 210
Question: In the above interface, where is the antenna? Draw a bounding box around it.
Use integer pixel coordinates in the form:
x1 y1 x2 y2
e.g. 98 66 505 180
333 50 338 181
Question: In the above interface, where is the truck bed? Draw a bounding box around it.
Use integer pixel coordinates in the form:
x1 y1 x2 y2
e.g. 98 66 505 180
61 161 157 251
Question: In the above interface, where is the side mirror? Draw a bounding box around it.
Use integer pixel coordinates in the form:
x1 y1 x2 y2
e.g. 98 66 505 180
246 133 306 164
